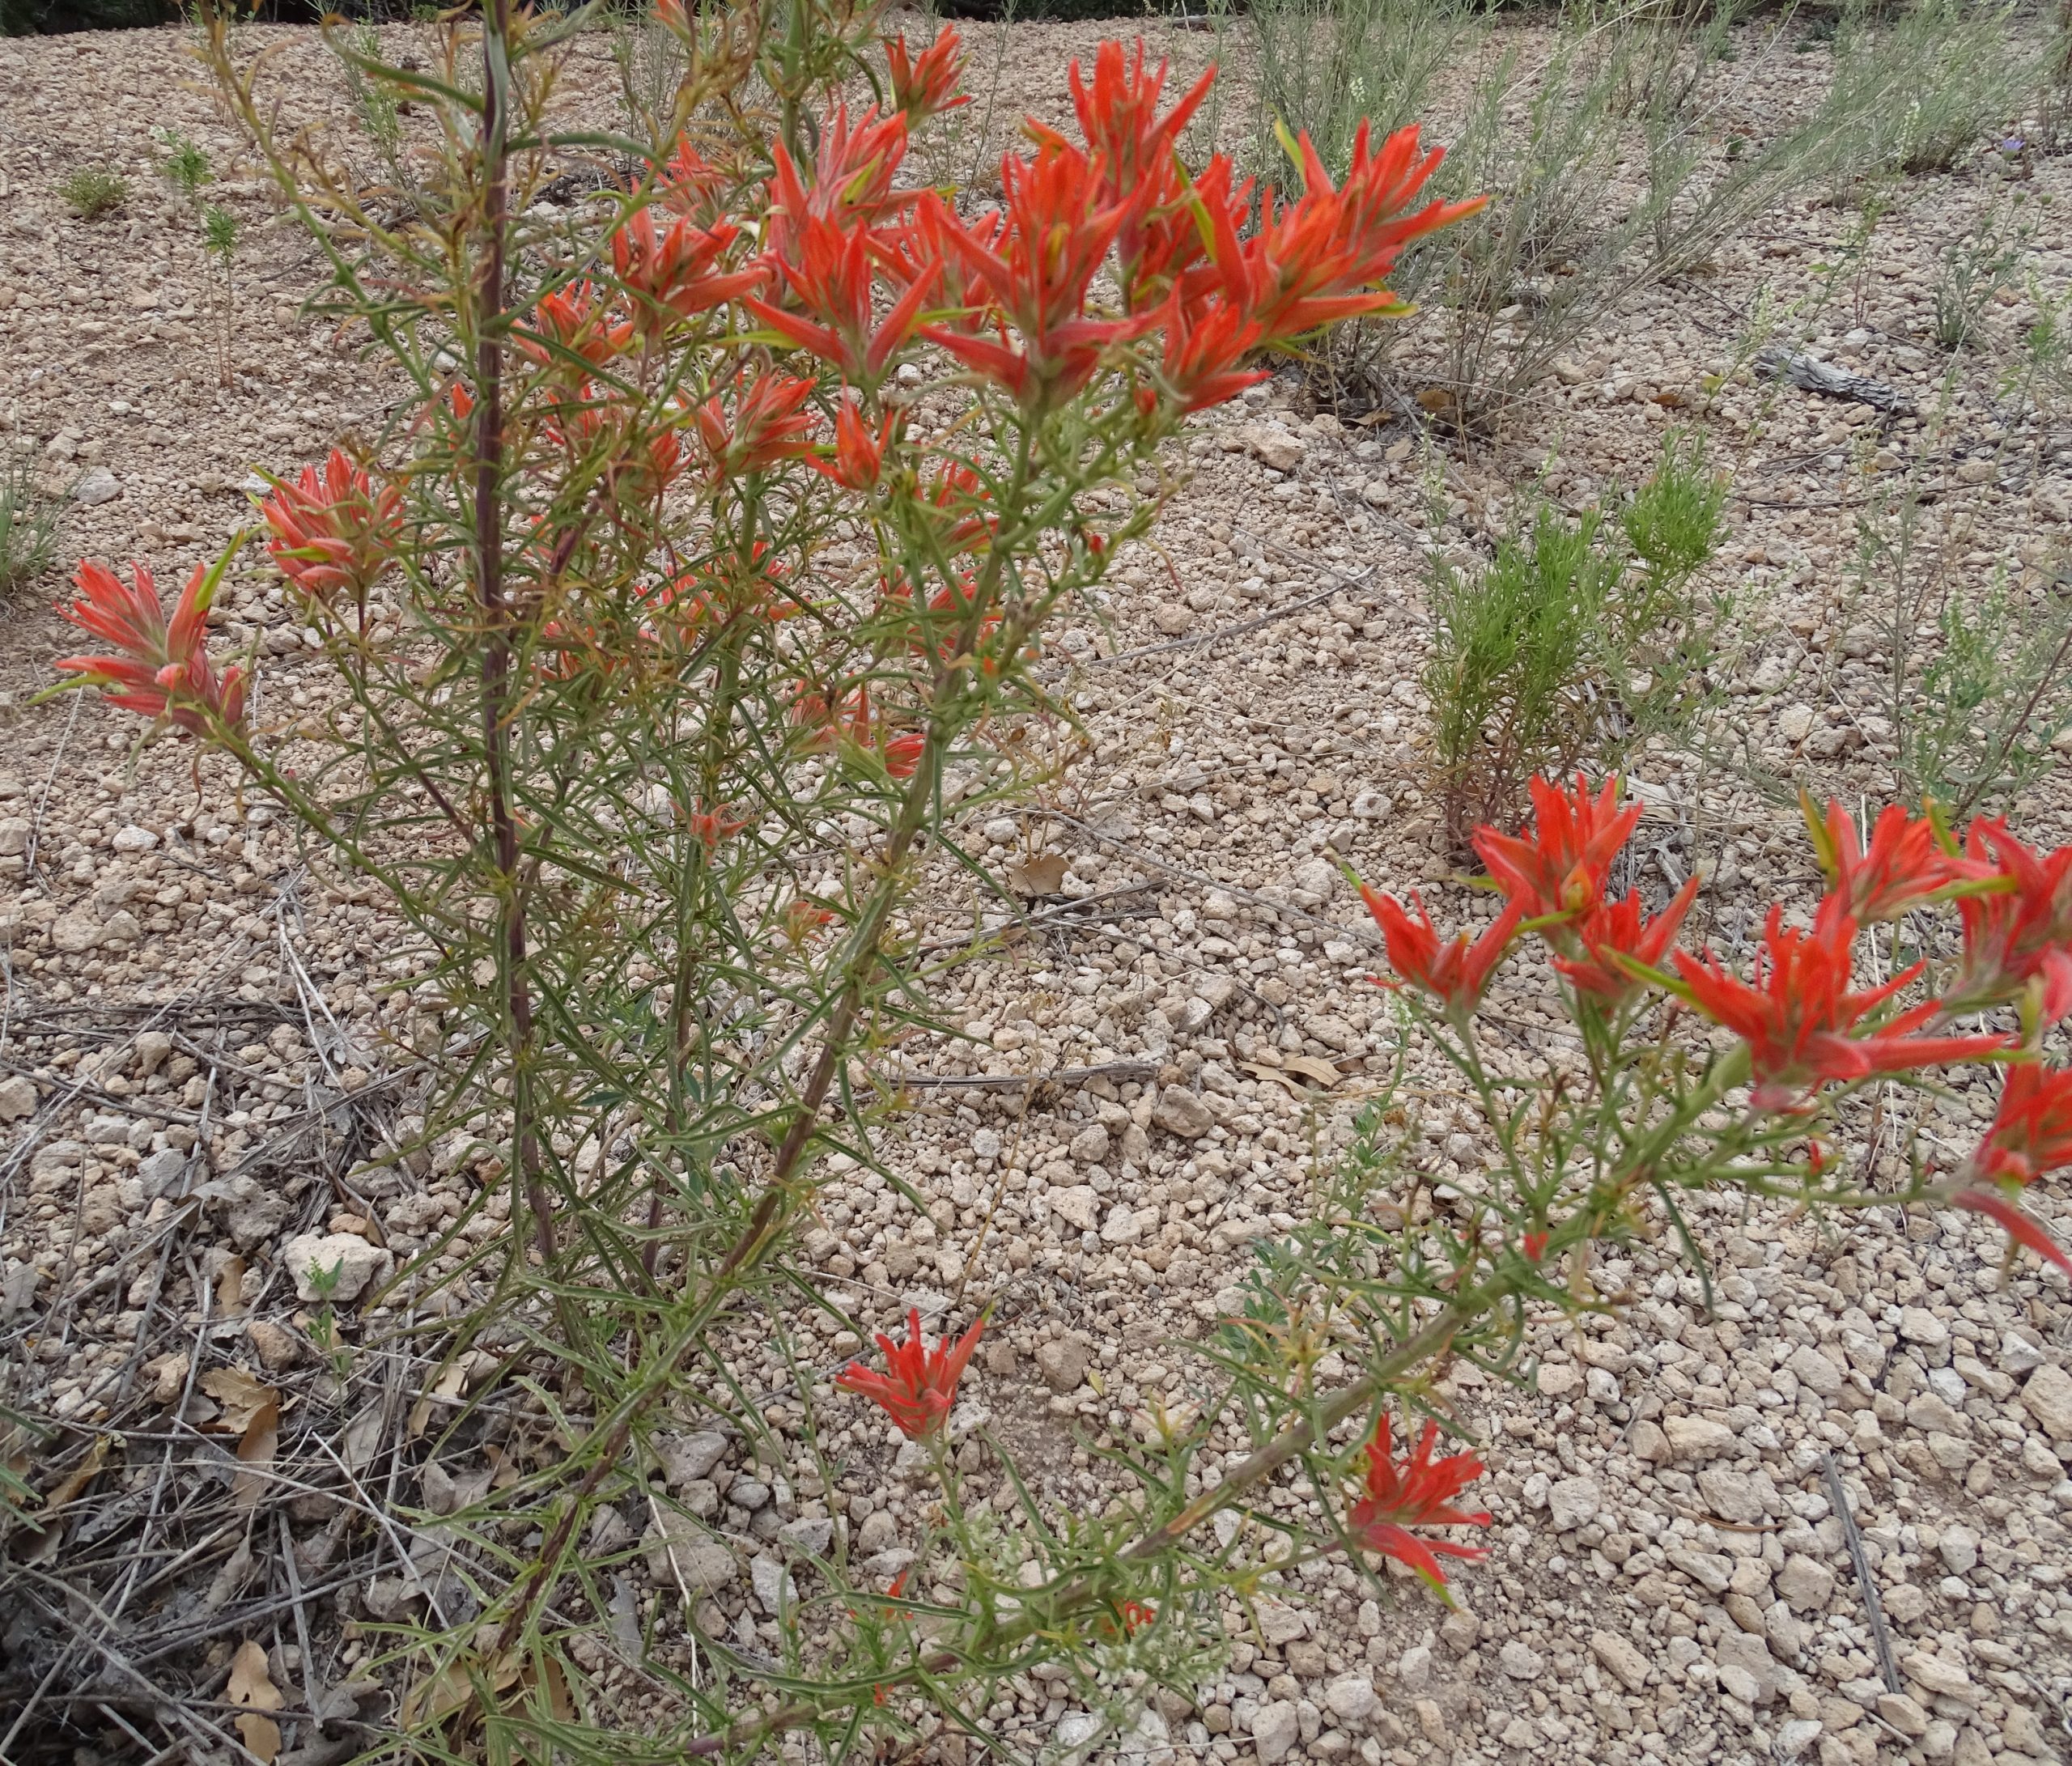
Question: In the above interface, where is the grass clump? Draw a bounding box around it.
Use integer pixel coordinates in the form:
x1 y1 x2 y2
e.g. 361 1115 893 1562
1831 0 2039 176
1425 434 1729 851
59 165 129 220
0 449 58 598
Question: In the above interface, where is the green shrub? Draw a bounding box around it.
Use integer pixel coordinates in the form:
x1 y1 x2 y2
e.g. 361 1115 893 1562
1425 435 1730 851
58 165 128 220
155 127 212 205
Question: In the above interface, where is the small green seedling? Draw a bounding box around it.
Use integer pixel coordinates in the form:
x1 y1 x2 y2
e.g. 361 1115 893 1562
157 129 214 206
60 167 129 220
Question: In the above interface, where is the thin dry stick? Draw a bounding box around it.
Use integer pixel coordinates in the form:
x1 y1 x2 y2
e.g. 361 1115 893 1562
1824 1449 1901 1695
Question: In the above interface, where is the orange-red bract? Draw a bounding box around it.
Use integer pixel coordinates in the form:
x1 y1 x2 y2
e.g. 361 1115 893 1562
1552 877 1699 1005
1473 773 1639 922
1964 1063 2072 1193
748 204 935 388
809 397 899 492
1805 797 1979 924
884 25 970 121
1348 1415 1491 1597
56 558 247 737
835 1307 983 1439
1360 884 1519 1017
694 371 819 481
919 144 1151 405
1951 818 2072 1022
517 280 634 376
611 208 763 336
1675 897 2011 1111
257 448 402 605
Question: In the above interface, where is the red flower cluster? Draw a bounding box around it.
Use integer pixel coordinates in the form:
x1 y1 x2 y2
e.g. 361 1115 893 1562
694 370 818 481
612 207 762 341
1361 884 1518 1018
55 559 248 736
1954 1064 2072 1276
792 682 926 779
1359 776 2072 1276
741 38 1480 421
1474 773 1639 921
1347 1415 1490 1596
1675 899 2010 1110
257 448 401 605
1951 818 2072 1021
836 1307 983 1439
883 24 969 123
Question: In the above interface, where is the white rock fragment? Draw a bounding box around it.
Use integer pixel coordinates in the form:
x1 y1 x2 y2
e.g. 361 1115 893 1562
1589 1629 1650 1693
0 1075 37 1121
1049 1184 1101 1233
282 1232 392 1304
2021 1362 2072 1441
1323 1673 1376 1725
1662 1415 1736 1460
1250 1700 1301 1764
1546 1474 1600 1531
70 465 120 504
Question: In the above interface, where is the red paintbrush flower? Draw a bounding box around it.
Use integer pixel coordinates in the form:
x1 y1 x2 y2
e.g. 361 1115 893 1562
746 207 934 388
1965 1062 2072 1189
919 145 1152 405
659 136 729 226
1951 818 2072 1022
685 800 748 849
882 728 926 779
1675 897 2012 1110
1552 877 1699 1005
808 396 898 492
1030 38 1212 297
611 208 763 336
835 1307 983 1439
919 457 996 557
1359 884 1519 1017
516 280 634 375
1472 774 1640 921
694 370 818 481
1347 1415 1491 1597
1804 796 1979 924
1193 120 1484 348
884 25 969 121
256 448 401 604
766 104 912 260
1141 289 1267 416
55 558 247 737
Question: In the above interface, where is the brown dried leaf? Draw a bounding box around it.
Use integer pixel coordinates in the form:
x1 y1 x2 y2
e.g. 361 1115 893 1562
407 1356 470 1443
401 1651 520 1729
216 1254 247 1318
1279 1055 1343 1089
235 1713 282 1762
231 1394 279 1511
1005 851 1069 898
40 1434 113 1513
341 1404 386 1471
198 1367 278 1436
227 1638 285 1711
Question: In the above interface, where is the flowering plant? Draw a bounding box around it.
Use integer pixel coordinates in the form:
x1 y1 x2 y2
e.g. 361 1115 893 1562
1357 775 2072 1281
50 0 2068 1755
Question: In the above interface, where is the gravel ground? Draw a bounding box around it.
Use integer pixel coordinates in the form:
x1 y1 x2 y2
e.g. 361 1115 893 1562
1 14 2070 1766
